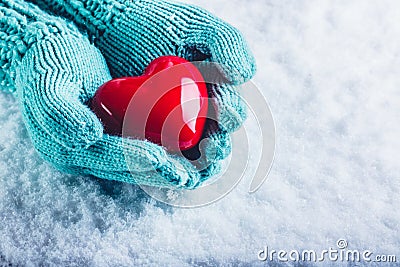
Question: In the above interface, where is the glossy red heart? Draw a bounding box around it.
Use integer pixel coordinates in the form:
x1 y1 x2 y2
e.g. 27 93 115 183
90 56 208 152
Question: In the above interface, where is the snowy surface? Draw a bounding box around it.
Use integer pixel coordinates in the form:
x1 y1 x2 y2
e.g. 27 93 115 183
1 0 400 266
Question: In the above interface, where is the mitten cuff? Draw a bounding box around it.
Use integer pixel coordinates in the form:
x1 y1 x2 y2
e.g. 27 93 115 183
0 0 81 93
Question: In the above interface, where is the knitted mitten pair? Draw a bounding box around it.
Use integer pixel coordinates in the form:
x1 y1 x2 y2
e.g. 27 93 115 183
0 0 256 188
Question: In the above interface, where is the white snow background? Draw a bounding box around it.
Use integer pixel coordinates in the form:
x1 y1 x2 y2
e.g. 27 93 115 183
1 0 400 266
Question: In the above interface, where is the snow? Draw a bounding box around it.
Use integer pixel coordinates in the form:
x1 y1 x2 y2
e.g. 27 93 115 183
1 0 400 266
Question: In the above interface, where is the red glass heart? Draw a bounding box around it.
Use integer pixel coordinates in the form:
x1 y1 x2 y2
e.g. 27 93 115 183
90 56 208 152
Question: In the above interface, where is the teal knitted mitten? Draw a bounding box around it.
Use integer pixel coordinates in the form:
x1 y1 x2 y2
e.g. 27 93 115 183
30 0 256 180
1 0 256 188
0 0 204 188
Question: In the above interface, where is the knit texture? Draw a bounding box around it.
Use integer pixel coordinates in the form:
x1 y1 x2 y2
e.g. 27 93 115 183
1 0 256 189
29 0 256 83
